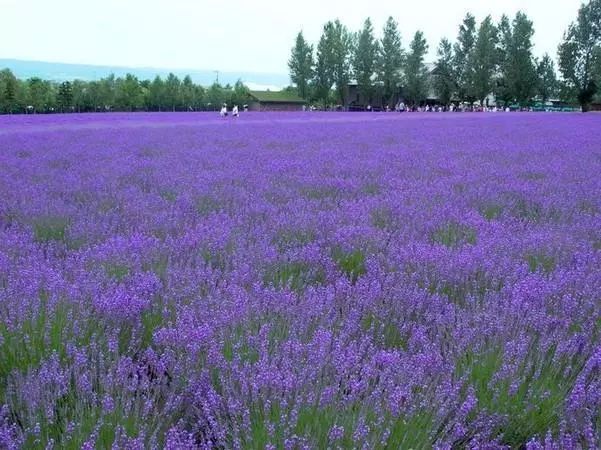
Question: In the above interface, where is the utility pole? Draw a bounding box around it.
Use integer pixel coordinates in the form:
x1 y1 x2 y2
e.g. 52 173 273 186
214 70 220 84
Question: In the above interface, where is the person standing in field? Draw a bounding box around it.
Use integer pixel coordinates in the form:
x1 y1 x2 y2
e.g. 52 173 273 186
232 105 239 117
220 104 228 117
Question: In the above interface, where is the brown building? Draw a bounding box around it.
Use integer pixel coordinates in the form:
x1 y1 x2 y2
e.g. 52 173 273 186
346 83 393 111
248 90 307 111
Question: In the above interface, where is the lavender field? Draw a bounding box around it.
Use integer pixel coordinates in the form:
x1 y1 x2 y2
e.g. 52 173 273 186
0 112 600 449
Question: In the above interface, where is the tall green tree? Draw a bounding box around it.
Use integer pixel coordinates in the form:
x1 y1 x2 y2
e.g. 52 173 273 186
330 20 354 108
378 17 404 107
116 74 142 111
453 13 477 102
595 46 601 99
71 80 87 112
222 83 234 106
404 31 429 106
206 82 224 110
99 74 116 110
0 72 5 112
15 79 28 112
0 69 18 113
498 12 537 106
86 81 101 111
57 81 73 112
433 38 455 106
467 15 498 106
353 18 379 106
193 85 206 110
288 31 314 99
495 14 513 106
181 75 195 110
149 76 165 111
313 22 336 108
512 12 537 104
536 54 558 103
165 73 181 111
27 77 53 113
232 79 250 107
558 0 601 111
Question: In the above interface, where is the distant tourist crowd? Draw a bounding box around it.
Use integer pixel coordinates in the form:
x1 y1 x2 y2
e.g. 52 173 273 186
301 102 580 113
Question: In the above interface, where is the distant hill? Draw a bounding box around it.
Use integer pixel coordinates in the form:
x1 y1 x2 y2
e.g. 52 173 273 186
0 59 288 90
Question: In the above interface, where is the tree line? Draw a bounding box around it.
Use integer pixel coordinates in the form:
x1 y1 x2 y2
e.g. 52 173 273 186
289 0 601 110
0 71 252 114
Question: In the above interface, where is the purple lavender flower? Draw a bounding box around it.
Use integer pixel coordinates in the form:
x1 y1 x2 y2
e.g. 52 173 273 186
0 112 599 448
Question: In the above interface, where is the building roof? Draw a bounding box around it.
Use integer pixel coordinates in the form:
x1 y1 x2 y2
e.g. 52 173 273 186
249 90 306 104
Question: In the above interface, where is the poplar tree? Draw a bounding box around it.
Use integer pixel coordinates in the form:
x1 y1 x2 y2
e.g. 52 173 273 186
558 0 601 111
467 16 498 106
404 31 429 106
378 17 404 107
57 81 73 112
433 38 455 106
536 54 558 103
453 13 477 103
353 18 379 105
288 31 314 99
498 12 537 105
330 20 354 108
314 22 336 108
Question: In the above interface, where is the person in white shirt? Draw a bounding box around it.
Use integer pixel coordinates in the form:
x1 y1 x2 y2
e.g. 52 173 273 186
232 105 239 117
220 104 228 117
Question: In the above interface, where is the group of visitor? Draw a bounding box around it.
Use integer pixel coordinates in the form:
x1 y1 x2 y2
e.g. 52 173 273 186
220 104 247 117
393 102 513 113
306 103 519 113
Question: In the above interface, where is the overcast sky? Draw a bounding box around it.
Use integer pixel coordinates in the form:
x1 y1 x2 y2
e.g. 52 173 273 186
0 0 582 74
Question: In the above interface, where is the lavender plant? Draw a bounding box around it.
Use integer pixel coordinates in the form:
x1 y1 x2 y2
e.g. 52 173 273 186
0 112 599 449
